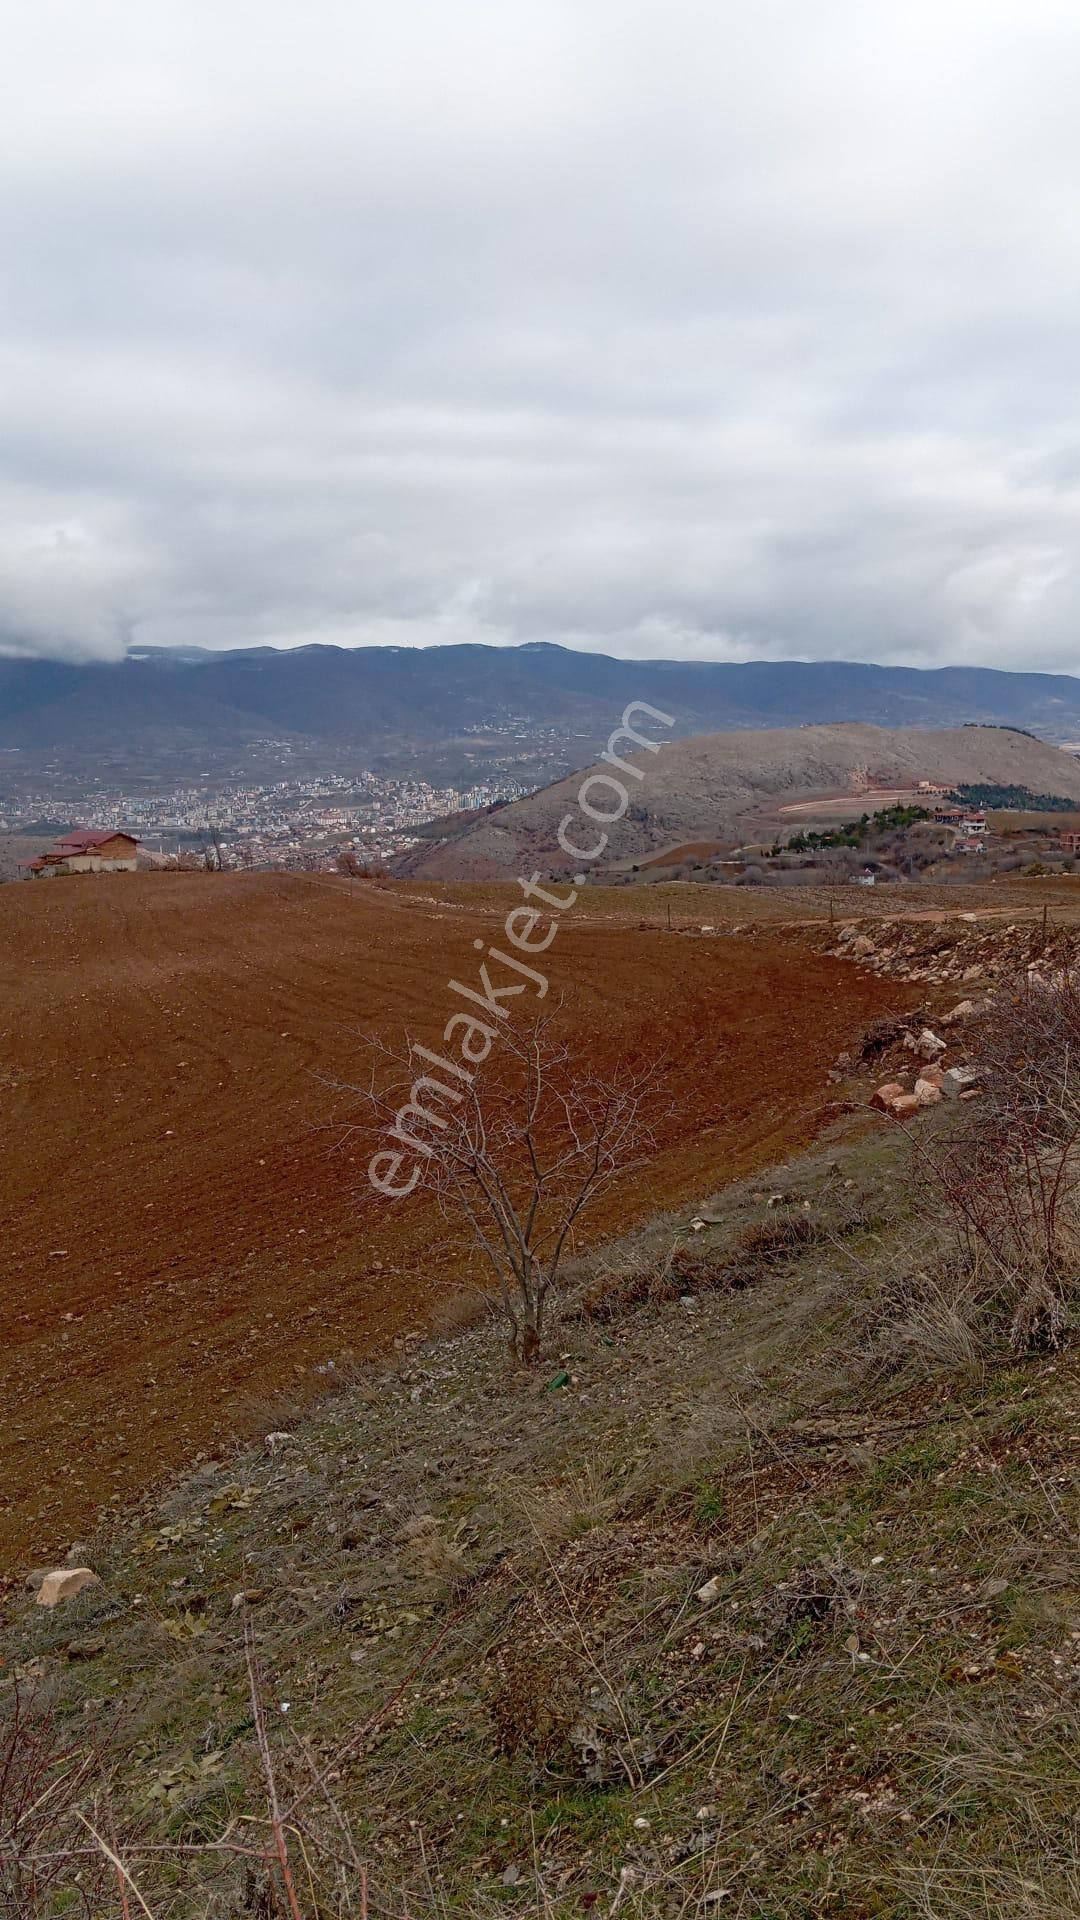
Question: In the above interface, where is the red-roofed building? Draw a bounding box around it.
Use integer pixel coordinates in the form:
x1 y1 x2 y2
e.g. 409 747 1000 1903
19 830 140 877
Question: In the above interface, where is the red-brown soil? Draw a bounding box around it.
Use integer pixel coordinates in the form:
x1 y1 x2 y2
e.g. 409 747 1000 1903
0 872 913 1564
635 840 733 868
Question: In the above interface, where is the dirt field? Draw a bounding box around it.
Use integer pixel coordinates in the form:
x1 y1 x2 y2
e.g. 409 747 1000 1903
0 872 917 1565
775 787 923 819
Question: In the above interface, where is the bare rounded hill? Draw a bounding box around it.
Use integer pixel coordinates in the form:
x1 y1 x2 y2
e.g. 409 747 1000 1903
399 723 1080 880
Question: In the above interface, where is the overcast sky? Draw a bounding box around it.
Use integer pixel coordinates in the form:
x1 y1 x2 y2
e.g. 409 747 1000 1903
3 2 1080 670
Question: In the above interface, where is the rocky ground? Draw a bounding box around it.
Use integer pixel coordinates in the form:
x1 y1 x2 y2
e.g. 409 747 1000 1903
3 1113 1079 1919
812 909 1080 989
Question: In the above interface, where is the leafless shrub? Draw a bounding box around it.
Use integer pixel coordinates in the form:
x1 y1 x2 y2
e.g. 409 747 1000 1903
576 1237 730 1322
487 1643 584 1767
0 1683 117 1917
576 1214 825 1325
859 1014 909 1061
201 823 226 871
903 971 1080 1357
0 1637 385 1918
336 851 386 880
733 1212 821 1267
353 1012 656 1363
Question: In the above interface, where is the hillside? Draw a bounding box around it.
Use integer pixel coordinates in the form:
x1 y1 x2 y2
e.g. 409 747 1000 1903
400 722 1080 879
4 1102 1079 1918
6 881 1080 1916
9 645 1080 779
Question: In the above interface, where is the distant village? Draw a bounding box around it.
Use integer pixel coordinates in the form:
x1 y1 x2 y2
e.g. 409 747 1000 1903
11 771 1080 885
4 768 531 877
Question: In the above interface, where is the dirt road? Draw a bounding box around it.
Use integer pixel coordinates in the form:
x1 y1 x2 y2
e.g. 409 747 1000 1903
0 873 911 1563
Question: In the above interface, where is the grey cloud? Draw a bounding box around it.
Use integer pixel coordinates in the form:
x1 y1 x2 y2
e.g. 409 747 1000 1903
2 0 1080 668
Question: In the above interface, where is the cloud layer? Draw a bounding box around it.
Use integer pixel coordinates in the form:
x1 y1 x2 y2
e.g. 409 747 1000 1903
3 0 1080 667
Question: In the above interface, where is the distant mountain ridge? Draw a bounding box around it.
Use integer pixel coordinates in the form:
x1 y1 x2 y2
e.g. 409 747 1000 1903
5 643 1080 769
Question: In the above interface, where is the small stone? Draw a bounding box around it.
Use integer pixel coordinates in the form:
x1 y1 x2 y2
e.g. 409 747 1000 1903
35 1568 101 1609
942 1000 976 1025
871 1081 906 1113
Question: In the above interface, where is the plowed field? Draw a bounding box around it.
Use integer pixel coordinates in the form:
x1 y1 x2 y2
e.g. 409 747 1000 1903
0 873 912 1563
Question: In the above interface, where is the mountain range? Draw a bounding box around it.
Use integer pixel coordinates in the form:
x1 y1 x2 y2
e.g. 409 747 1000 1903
5 643 1080 780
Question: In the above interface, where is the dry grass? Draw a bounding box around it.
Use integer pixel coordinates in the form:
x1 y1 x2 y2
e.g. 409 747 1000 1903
3 1117 1079 1918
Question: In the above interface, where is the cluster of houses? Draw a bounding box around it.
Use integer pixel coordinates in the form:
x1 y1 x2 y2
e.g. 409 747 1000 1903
931 801 988 849
19 829 140 878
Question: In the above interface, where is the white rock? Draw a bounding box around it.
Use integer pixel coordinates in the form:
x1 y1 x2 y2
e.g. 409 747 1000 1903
945 1066 982 1089
942 1000 976 1025
35 1568 100 1609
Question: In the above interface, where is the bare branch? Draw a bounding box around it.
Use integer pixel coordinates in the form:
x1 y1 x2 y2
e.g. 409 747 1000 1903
340 1009 657 1362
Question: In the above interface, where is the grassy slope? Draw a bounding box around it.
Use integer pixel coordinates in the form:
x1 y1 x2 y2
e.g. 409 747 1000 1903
3 1119 1079 1918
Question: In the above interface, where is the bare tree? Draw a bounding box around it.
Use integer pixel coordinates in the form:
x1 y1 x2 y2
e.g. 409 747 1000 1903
200 822 225 871
913 968 1080 1350
337 850 386 880
355 1013 655 1363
